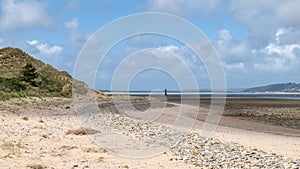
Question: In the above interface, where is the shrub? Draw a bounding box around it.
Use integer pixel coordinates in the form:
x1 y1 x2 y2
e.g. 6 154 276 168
22 116 29 121
0 77 27 92
20 63 39 85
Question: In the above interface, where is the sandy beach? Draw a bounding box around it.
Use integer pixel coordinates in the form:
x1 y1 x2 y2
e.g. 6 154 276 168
0 97 299 168
1 0 300 168
0 98 196 169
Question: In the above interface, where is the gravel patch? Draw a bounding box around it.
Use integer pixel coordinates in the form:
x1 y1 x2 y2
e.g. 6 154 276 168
78 102 300 168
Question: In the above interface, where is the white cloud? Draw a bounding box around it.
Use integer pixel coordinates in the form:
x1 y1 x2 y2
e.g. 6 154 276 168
157 45 179 53
0 0 52 31
254 39 300 73
225 62 245 71
228 0 300 46
65 18 79 29
275 0 300 27
274 27 300 45
215 29 250 64
156 45 202 70
215 27 300 73
254 57 287 72
64 18 87 48
112 47 200 90
264 43 300 60
275 28 289 43
141 0 300 49
218 29 232 44
27 40 63 58
215 31 247 72
27 40 38 46
62 0 79 11
140 0 222 16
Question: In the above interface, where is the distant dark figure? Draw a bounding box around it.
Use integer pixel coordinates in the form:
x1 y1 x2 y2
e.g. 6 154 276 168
164 88 168 97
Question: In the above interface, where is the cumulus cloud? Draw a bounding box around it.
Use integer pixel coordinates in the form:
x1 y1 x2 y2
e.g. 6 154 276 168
275 28 289 43
111 47 200 90
274 27 300 45
138 0 300 86
64 18 87 48
139 0 223 16
97 42 213 90
255 43 300 72
225 62 245 71
27 40 63 58
218 29 232 44
264 43 299 60
215 29 250 65
215 30 246 72
254 56 287 72
140 0 300 48
214 27 300 74
228 0 300 47
62 0 79 11
275 0 300 27
65 18 79 29
0 0 52 31
156 45 204 72
253 29 300 73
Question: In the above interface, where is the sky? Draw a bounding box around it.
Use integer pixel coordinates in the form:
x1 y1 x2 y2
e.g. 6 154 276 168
0 0 299 91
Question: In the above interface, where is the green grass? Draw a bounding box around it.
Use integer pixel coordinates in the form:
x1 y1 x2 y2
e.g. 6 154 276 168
0 47 91 100
22 116 29 121
1 154 11 159
0 91 25 101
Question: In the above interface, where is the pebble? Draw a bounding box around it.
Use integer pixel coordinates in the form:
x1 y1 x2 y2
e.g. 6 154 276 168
86 105 300 169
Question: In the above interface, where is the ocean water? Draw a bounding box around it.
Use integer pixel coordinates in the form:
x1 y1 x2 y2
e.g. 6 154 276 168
102 91 300 98
128 92 300 98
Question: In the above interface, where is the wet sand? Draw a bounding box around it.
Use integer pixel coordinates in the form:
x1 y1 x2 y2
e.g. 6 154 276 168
108 96 300 159
167 97 300 134
163 97 300 159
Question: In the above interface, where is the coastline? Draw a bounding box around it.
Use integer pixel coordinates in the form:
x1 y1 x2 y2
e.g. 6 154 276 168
0 97 299 168
103 91 300 100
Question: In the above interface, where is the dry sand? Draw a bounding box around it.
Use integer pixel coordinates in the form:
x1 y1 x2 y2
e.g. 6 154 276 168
0 97 299 168
0 98 196 169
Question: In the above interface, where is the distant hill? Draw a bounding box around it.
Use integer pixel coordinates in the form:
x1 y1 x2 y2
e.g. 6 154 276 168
0 47 84 100
244 83 300 92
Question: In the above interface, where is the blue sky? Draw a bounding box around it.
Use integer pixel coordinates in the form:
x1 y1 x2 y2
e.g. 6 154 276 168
0 0 299 91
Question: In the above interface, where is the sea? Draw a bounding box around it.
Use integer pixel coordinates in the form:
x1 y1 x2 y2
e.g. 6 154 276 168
102 91 300 99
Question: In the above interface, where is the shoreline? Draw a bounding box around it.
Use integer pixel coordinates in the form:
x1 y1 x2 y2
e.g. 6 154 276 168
0 97 299 168
103 91 300 95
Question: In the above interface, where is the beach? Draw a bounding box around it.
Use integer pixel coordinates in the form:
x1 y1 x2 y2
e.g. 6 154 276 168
1 0 299 168
0 96 299 168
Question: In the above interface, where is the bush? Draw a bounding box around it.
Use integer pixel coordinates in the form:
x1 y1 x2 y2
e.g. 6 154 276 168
0 91 25 101
20 63 39 85
0 77 27 92
38 76 63 93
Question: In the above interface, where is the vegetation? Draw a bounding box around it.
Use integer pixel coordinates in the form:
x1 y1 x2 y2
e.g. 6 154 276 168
0 77 27 92
0 47 77 100
244 83 300 92
20 63 39 85
22 116 29 121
